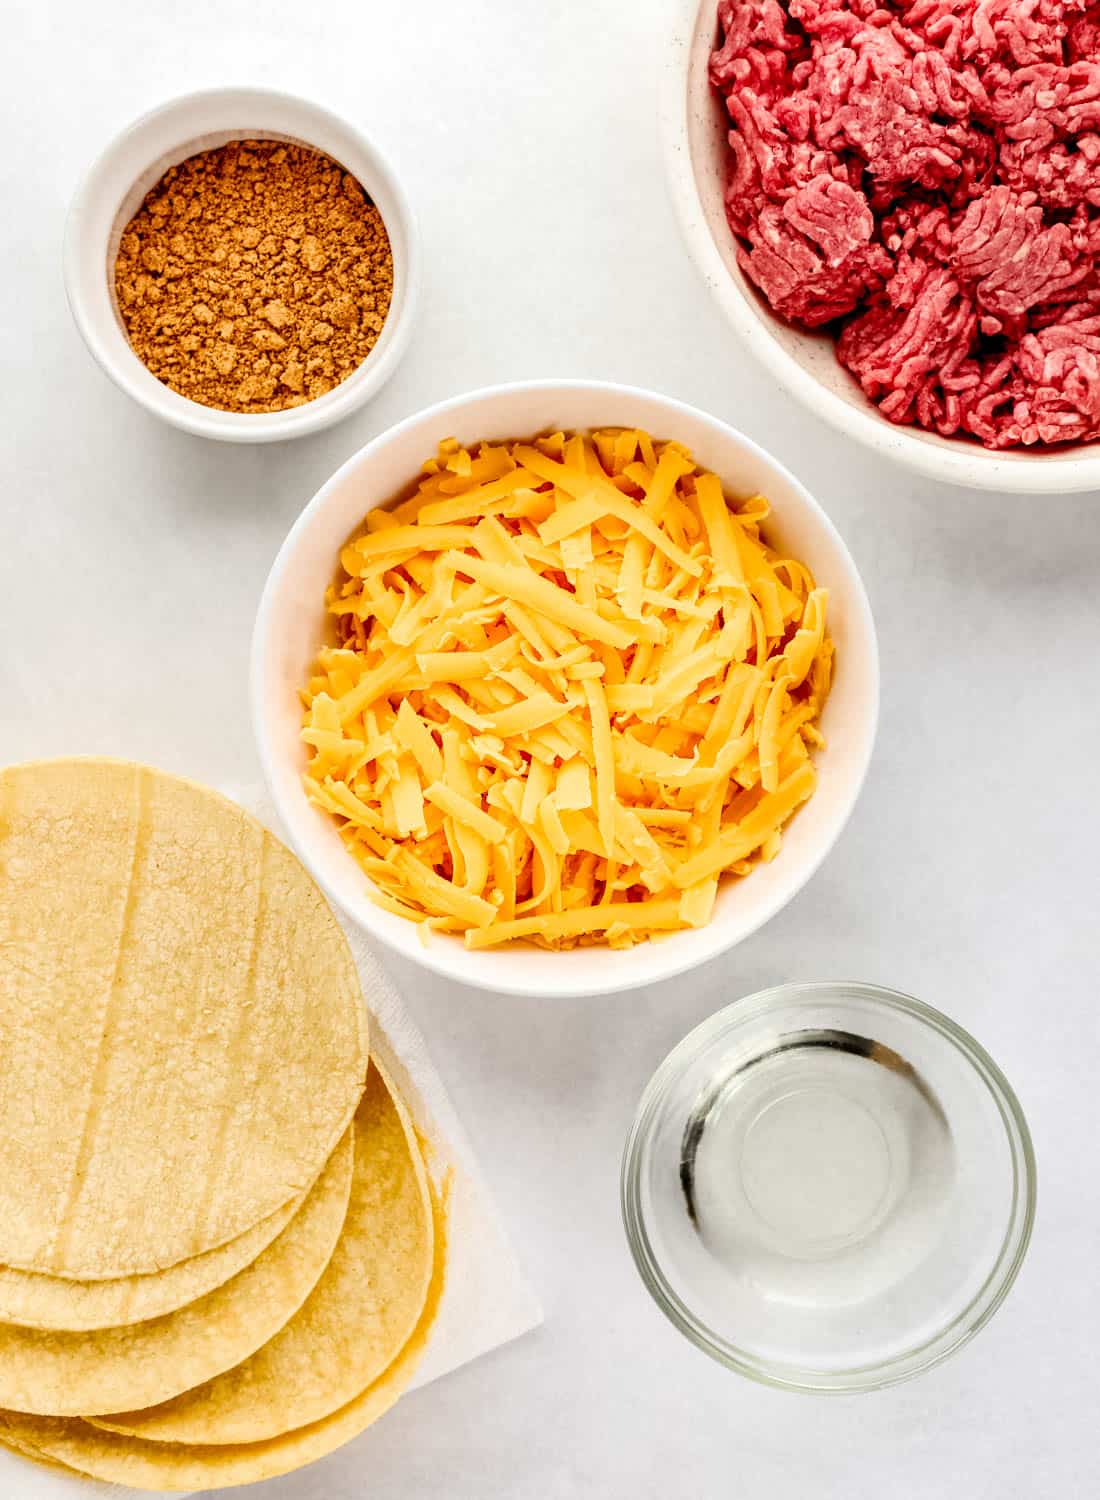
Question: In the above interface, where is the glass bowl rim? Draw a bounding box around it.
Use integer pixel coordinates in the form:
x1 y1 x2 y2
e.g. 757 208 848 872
620 979 1037 1393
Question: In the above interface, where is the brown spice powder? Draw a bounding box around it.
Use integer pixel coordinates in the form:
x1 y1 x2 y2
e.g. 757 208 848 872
114 140 394 413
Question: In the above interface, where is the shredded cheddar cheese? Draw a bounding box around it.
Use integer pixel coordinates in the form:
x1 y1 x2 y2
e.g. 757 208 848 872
301 429 834 950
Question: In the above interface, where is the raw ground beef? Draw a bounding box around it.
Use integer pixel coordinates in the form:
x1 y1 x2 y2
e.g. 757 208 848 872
710 0 1100 447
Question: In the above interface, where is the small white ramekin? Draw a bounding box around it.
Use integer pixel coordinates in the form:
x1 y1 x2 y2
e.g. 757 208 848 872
662 0 1100 492
251 380 879 998
63 87 418 443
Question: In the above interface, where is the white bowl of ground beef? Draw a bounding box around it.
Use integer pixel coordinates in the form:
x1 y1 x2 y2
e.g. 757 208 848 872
663 0 1100 491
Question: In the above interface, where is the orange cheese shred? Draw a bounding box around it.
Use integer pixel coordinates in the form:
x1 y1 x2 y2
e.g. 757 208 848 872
300 430 833 949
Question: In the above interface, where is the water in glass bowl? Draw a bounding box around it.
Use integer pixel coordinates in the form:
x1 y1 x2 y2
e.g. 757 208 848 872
680 1029 955 1309
622 983 1035 1389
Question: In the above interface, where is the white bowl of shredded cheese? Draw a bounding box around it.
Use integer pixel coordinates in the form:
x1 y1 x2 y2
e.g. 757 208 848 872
252 381 878 997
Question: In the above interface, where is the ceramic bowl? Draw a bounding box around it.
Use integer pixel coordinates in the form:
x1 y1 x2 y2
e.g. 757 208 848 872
661 0 1100 492
63 87 418 442
251 380 879 996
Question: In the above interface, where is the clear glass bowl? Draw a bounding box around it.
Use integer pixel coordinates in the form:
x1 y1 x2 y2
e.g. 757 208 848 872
621 982 1036 1392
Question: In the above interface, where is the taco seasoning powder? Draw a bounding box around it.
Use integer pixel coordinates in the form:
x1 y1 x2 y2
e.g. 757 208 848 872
114 139 394 413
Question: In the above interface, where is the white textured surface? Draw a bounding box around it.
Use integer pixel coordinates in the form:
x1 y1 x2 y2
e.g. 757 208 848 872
1 1 1096 1498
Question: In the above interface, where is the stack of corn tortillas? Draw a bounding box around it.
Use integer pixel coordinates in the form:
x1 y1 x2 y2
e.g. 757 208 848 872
0 759 443 1491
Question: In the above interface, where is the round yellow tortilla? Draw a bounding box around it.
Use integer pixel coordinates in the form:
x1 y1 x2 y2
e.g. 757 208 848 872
94 1060 433 1445
0 1191 305 1333
0 1183 446 1492
0 1126 354 1417
0 758 368 1279
0 1431 82 1476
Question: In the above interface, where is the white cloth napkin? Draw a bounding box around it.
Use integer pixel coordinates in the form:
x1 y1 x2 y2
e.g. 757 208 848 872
0 789 542 1499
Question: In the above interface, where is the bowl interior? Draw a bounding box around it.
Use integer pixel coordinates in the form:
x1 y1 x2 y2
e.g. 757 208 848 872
622 982 1035 1389
253 383 878 996
65 89 414 441
676 0 1100 487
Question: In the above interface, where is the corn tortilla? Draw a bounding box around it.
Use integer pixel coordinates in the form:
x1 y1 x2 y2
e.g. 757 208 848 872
0 1191 305 1333
0 1181 447 1491
94 1060 433 1445
0 1126 354 1417
0 1431 83 1476
0 758 368 1279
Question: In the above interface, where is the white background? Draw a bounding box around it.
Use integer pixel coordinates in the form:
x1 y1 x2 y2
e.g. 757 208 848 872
2 1 1096 1496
